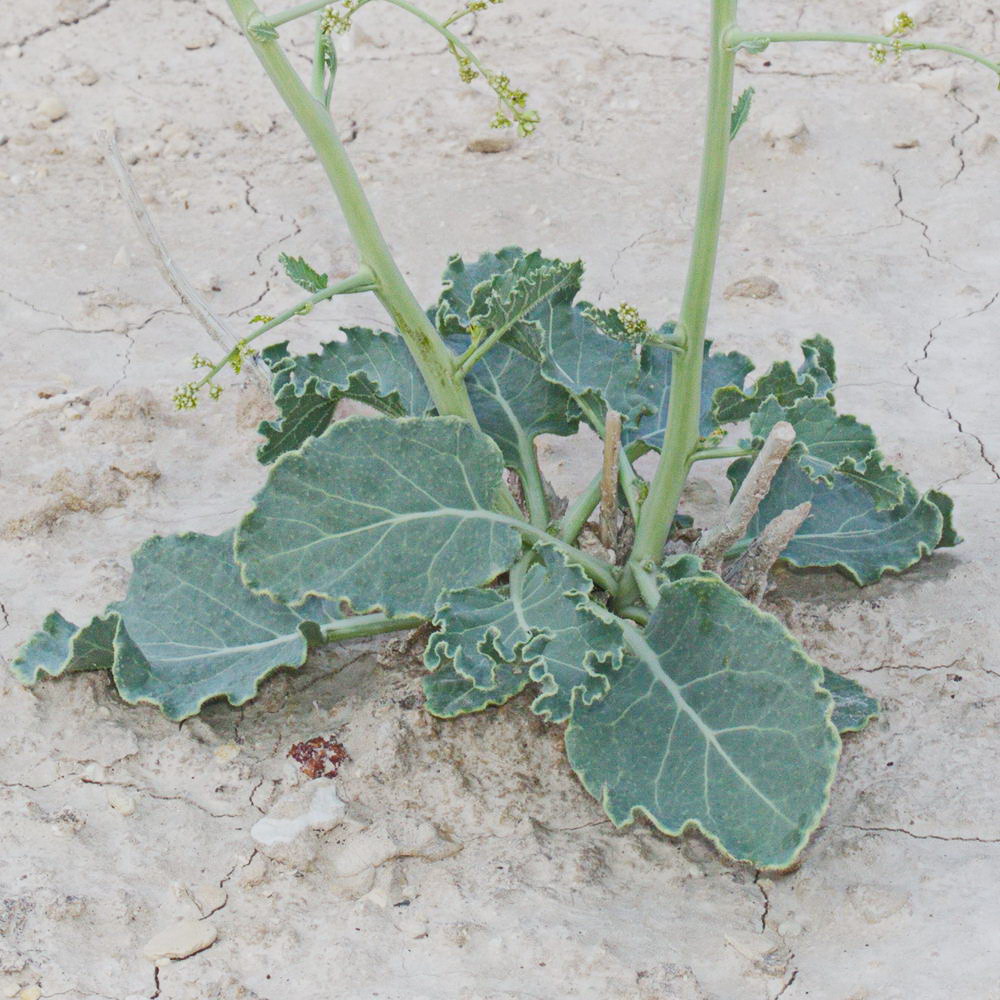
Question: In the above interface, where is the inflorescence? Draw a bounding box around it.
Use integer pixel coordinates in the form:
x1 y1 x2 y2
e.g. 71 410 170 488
319 0 538 136
173 340 256 409
869 12 915 65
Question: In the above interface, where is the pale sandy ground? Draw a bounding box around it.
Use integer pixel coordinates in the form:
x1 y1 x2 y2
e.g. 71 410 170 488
1 1 999 997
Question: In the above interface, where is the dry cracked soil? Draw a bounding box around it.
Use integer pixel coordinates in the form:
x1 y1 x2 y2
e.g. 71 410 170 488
1 1 999 998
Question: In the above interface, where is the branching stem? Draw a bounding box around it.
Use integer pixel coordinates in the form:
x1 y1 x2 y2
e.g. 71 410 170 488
194 270 375 389
227 0 479 426
726 28 1000 80
267 0 330 28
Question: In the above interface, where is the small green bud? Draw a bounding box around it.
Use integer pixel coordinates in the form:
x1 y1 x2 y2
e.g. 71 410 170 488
892 12 915 35
617 302 650 339
250 314 275 325
868 42 888 65
173 383 200 410
321 3 355 35
456 55 478 83
191 353 213 370
230 340 255 375
208 383 224 400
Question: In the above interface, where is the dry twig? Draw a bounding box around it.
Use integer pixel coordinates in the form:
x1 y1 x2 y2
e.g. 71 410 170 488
96 128 268 387
695 420 796 570
599 410 622 549
722 501 811 603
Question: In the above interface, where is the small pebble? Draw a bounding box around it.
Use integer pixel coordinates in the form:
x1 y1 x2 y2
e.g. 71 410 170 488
106 788 136 816
760 109 808 144
142 919 217 963
893 138 920 149
724 275 779 300
76 64 100 86
18 988 41 1000
191 883 227 916
214 742 240 764
37 95 68 123
467 132 515 154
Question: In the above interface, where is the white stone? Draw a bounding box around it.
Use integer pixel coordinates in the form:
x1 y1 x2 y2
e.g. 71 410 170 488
760 109 808 144
37 95 67 123
724 275 780 300
250 783 346 847
191 883 227 916
106 788 136 815
142 919 217 963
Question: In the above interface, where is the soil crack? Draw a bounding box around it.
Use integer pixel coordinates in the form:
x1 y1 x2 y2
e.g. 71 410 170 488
891 169 945 263
5 0 116 50
844 824 1000 845
944 92 981 186
907 289 1000 482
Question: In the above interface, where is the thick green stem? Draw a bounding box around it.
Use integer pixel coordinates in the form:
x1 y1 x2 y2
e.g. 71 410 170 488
620 0 738 606
226 0 479 426
727 29 1000 80
319 610 425 642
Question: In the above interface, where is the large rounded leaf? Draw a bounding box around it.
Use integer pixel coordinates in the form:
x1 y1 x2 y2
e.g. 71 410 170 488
110 531 342 719
236 416 523 616
565 578 840 869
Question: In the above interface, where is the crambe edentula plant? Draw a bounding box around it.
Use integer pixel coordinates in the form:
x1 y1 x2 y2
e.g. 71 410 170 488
15 1 997 868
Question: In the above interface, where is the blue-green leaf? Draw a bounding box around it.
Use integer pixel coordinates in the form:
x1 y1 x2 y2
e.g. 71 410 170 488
11 612 116 684
713 336 835 425
749 396 907 510
927 489 961 548
459 338 581 476
565 578 839 869
257 328 434 463
465 252 583 361
426 544 625 723
728 457 945 585
13 531 345 722
109 531 342 720
422 657 529 718
625 342 754 449
821 668 878 734
237 416 523 616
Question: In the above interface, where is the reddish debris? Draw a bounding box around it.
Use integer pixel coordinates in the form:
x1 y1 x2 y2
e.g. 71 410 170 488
288 736 350 779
